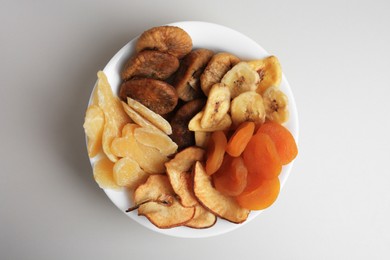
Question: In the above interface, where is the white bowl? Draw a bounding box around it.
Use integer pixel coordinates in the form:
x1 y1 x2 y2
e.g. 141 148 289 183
87 21 299 238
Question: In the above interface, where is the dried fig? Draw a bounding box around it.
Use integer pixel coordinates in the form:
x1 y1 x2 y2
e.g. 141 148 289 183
170 99 206 149
136 26 192 59
200 52 240 96
119 78 178 115
121 50 179 81
173 49 214 101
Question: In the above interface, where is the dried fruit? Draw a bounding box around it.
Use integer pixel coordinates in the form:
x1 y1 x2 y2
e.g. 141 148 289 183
119 78 178 115
193 162 250 223
113 157 149 189
132 175 195 228
165 147 205 207
226 121 255 157
221 62 259 98
200 83 231 129
185 204 217 229
122 101 165 134
83 105 104 158
121 50 179 81
213 154 248 196
236 178 280 210
230 91 266 127
188 111 232 132
174 49 214 101
205 131 227 176
257 122 298 165
247 56 282 94
96 71 131 162
243 133 282 190
170 99 205 149
200 52 240 96
262 86 289 124
194 131 211 148
126 97 172 135
134 127 178 156
93 157 120 190
136 26 192 59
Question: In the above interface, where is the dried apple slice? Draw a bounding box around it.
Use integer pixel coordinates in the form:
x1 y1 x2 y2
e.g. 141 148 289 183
165 147 205 207
127 97 172 135
134 127 178 156
132 175 195 228
185 204 217 229
193 161 250 223
96 71 131 162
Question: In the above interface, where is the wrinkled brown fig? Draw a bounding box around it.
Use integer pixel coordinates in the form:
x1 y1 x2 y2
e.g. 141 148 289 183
131 175 195 228
200 52 240 96
121 50 180 81
136 26 192 59
119 78 178 115
193 161 250 223
170 99 206 149
165 147 205 207
173 49 214 101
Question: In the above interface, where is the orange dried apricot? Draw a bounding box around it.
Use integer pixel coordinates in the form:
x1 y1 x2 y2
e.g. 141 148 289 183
205 131 227 175
236 177 280 210
213 154 248 196
242 133 282 189
226 121 255 157
257 121 298 165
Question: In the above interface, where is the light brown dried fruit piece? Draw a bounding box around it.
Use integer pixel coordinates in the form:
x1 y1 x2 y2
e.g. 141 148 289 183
136 26 192 59
188 111 232 132
83 105 104 158
121 50 179 81
134 127 178 156
132 175 195 228
113 157 149 189
93 156 120 190
170 99 206 149
193 161 250 223
97 71 131 162
165 147 205 207
200 52 240 96
247 56 282 94
185 204 217 229
119 78 178 115
173 49 214 101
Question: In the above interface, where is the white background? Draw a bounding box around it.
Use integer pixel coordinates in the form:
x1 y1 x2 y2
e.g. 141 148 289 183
1 0 390 259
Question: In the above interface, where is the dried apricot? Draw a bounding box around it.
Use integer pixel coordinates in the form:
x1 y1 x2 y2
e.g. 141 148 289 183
257 121 298 165
226 121 255 157
236 177 280 210
205 131 227 175
212 154 248 196
242 133 282 189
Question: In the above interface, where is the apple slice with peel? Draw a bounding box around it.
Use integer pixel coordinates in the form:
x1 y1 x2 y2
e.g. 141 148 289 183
193 161 250 223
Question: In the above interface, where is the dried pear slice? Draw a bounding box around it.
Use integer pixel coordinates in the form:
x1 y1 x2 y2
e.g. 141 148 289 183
165 147 205 207
132 175 195 228
200 52 240 96
185 204 217 229
134 127 178 156
127 97 172 135
121 50 179 81
136 26 192 59
193 161 250 223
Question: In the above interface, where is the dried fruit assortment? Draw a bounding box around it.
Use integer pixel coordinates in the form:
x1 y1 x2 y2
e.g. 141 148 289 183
83 25 298 229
